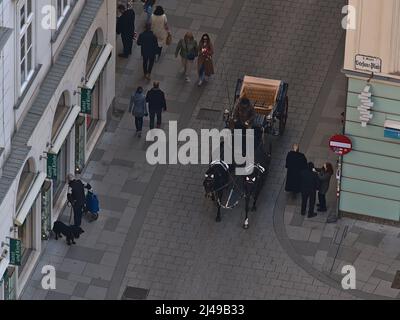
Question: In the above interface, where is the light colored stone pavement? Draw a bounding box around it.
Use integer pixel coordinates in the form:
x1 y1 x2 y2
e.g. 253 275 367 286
19 0 390 300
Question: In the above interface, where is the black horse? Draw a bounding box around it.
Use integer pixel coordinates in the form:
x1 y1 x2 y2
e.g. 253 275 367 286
203 126 269 224
242 146 271 229
203 160 231 222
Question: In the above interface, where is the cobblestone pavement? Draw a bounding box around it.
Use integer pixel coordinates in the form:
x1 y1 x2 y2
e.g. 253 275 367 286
20 0 372 300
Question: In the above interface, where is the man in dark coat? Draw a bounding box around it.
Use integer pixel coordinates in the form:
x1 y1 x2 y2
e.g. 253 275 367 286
285 144 307 195
116 5 135 58
146 81 167 129
137 23 159 80
233 97 256 129
300 162 320 218
67 174 91 227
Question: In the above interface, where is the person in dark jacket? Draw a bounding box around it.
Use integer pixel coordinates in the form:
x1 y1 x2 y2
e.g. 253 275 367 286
146 81 167 129
137 23 159 80
129 86 148 137
67 174 91 227
285 144 308 196
233 97 256 129
116 5 135 58
300 162 320 218
316 162 334 212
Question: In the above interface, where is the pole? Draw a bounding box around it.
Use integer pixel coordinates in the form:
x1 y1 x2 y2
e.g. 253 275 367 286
327 155 342 224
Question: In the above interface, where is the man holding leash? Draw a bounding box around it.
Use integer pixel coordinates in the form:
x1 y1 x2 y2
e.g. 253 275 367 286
67 174 91 227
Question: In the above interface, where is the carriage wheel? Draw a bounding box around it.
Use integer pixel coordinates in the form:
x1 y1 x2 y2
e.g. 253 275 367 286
279 96 289 136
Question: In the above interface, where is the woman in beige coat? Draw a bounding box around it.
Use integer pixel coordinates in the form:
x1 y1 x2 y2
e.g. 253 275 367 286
151 6 170 61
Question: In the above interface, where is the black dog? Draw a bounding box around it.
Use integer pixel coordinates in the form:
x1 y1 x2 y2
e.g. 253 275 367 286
52 221 84 245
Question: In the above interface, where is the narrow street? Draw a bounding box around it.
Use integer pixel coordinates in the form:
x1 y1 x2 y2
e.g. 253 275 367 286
22 0 358 300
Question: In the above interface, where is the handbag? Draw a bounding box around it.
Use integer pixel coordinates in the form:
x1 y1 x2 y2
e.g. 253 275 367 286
166 32 172 46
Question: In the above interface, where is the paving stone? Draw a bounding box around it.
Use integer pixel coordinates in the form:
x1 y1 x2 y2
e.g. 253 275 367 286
58 258 87 275
91 278 110 288
104 217 120 232
286 225 312 241
65 246 104 264
291 241 319 258
374 280 400 298
371 270 396 283
121 179 148 195
73 282 90 297
85 285 108 300
357 229 385 247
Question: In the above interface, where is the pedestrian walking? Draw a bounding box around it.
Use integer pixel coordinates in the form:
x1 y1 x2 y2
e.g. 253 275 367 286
116 4 135 58
67 174 91 227
175 32 198 82
137 23 159 80
151 6 170 61
316 162 334 212
143 0 156 24
146 81 167 129
300 162 320 218
197 33 214 86
129 87 148 137
285 144 308 197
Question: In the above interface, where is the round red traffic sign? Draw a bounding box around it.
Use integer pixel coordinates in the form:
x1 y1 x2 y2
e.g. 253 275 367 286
329 134 352 156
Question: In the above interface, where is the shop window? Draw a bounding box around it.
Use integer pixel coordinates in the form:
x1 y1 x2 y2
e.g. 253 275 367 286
18 209 34 276
52 141 67 202
86 77 100 139
2 268 17 300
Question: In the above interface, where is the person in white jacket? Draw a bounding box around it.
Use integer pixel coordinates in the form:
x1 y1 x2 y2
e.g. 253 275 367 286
151 6 170 61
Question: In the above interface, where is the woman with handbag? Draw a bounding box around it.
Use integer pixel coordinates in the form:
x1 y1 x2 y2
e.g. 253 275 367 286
175 32 198 82
197 34 214 86
151 6 171 61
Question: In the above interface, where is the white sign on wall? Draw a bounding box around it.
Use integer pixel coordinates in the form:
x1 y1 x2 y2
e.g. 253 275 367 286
358 85 373 127
355 55 382 73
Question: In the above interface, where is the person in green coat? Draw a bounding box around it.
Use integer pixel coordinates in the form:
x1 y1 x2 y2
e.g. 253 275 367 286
175 32 198 82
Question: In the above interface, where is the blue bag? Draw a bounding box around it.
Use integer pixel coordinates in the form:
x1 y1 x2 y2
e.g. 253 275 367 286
86 191 100 214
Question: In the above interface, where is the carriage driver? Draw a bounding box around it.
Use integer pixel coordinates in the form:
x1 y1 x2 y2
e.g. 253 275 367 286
233 97 256 129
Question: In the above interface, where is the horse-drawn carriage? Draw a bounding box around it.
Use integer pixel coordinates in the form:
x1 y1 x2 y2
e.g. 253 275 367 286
203 76 289 229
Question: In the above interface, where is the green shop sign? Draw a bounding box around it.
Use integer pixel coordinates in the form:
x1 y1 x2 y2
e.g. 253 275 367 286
47 153 57 179
9 238 21 266
81 88 92 114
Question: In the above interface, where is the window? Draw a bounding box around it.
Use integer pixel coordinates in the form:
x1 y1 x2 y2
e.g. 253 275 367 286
52 141 67 202
86 31 103 74
18 208 34 276
18 0 34 93
56 0 71 28
86 77 100 138
52 92 69 139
